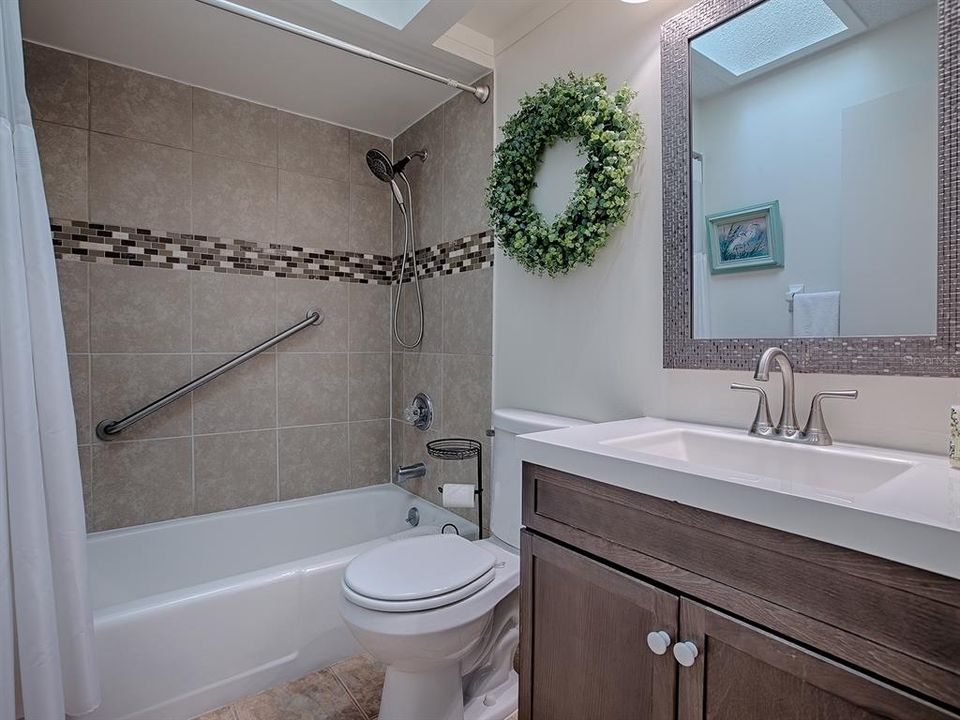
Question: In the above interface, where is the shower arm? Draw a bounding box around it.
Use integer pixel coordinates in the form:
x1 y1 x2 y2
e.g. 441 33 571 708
195 0 490 103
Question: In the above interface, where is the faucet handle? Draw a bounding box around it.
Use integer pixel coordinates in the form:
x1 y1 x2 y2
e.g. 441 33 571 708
803 390 858 446
731 383 774 436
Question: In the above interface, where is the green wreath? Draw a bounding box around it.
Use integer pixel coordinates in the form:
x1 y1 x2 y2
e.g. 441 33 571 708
486 73 644 277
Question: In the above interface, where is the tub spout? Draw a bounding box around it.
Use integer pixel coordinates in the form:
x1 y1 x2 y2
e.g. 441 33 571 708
394 462 426 484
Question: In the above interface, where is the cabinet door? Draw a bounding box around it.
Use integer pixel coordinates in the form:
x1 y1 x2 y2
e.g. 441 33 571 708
676 599 960 720
520 531 678 720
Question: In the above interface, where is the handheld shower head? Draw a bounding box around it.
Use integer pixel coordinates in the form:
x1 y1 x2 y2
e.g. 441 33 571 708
369 147 428 349
365 149 405 207
365 148 394 182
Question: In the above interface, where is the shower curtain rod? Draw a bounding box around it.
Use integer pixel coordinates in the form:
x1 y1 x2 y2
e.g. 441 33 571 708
195 0 490 103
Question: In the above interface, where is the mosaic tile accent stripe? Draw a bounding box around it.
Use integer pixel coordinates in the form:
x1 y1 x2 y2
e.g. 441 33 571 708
51 219 494 286
394 230 495 283
660 0 960 377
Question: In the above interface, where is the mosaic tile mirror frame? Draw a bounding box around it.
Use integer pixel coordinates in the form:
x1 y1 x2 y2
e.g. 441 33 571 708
661 0 959 376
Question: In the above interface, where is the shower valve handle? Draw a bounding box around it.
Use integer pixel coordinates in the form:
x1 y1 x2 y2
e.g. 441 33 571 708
404 393 434 431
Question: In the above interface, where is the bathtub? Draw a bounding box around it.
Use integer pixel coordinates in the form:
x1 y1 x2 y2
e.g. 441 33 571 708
84 484 476 720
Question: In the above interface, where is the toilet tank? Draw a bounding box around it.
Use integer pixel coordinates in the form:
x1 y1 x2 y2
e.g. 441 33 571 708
490 408 589 550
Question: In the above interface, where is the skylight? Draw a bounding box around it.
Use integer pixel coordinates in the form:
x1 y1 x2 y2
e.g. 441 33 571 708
691 0 848 77
329 0 431 30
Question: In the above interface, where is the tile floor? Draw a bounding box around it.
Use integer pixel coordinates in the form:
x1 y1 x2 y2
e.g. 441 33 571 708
196 654 385 720
194 653 520 720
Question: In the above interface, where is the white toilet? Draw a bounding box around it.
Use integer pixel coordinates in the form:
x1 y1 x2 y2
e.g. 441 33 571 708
338 408 586 720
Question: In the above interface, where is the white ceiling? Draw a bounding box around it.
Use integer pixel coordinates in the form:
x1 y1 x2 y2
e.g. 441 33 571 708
20 0 565 138
691 0 935 100
458 0 570 54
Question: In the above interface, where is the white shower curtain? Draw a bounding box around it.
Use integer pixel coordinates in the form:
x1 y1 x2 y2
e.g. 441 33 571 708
0 3 100 718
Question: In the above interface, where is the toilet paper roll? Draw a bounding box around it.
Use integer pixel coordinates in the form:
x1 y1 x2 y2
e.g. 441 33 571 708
441 483 476 509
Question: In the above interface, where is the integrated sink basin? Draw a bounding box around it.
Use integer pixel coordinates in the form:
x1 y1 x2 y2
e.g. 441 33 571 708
515 416 960 579
601 428 915 496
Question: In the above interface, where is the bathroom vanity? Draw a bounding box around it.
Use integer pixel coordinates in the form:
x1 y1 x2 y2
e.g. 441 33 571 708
516 419 960 720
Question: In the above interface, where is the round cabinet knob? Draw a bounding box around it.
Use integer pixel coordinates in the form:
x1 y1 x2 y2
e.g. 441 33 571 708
646 630 672 656
673 641 700 667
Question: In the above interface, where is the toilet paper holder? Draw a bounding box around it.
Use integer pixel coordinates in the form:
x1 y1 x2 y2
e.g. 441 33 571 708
427 438 484 540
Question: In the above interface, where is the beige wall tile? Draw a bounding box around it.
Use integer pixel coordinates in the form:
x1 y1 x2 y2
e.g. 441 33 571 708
278 423 349 499
276 280 347 352
192 353 276 434
348 420 389 488
442 353 491 438
349 183 391 256
36 121 88 220
56 261 88 353
442 73 493 241
192 272 276 352
401 423 443 487
391 354 403 420
278 353 348 426
399 275 441 353
348 352 390 421
401 352 442 427
349 283 389 351
394 108 443 247
90 61 191 149
89 132 191 230
91 438 193 530
278 170 349 249
68 354 91 444
442 268 492 355
194 430 277 513
278 111 349 182
23 43 88 128
391 419 401 470
91 354 192 441
192 153 277 242
350 130 391 188
89 264 191 352
193 89 277 166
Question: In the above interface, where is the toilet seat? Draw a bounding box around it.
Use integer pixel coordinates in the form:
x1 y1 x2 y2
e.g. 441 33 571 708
343 566 496 612
342 534 498 613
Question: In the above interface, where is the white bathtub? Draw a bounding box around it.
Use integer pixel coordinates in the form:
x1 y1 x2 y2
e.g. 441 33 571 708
84 484 476 720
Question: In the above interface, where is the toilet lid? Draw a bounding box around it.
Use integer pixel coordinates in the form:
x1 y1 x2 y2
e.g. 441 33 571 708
343 534 496 602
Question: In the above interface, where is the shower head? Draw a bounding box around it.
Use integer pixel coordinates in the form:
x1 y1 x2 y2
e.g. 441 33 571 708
366 148 429 208
366 148 405 207
365 149 395 183
366 148 428 180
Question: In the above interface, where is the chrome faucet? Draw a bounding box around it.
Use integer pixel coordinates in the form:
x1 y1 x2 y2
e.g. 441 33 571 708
731 348 858 446
753 347 801 438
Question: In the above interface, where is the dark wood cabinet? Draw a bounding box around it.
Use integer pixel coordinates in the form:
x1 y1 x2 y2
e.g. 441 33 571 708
677 599 954 720
520 463 960 720
520 532 677 720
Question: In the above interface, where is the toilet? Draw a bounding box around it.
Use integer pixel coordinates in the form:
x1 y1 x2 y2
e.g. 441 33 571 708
338 408 586 720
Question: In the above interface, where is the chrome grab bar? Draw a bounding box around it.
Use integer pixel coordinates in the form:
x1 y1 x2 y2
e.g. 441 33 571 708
96 309 323 441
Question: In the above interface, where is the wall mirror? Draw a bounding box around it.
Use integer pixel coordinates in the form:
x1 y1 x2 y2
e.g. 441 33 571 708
662 0 959 376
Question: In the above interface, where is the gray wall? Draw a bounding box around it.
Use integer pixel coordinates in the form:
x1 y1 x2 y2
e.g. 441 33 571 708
390 76 495 532
27 42 395 531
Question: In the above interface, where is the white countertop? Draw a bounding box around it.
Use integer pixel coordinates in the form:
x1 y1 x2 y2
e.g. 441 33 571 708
517 417 960 580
